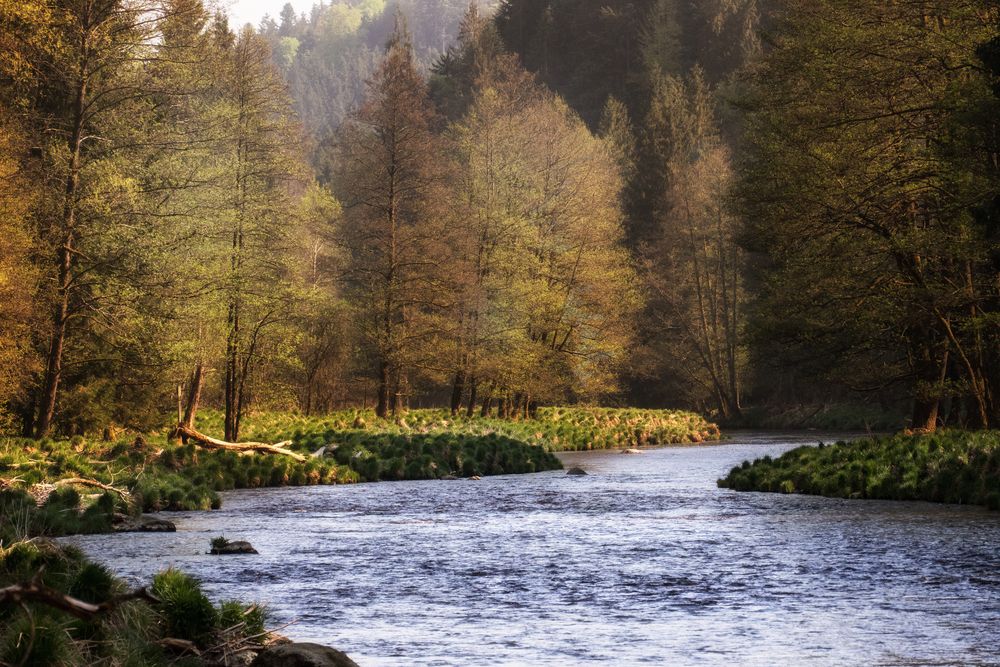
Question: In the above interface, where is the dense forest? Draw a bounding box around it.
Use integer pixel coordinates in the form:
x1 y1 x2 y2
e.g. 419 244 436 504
0 0 998 439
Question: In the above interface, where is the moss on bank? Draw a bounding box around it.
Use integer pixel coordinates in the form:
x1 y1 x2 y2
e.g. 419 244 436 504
718 430 1000 509
0 539 271 666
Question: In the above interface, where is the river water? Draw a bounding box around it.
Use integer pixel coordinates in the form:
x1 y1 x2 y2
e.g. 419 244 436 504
67 432 1000 666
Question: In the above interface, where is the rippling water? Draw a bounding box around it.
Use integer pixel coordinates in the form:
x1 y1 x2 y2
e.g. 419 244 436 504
67 432 1000 666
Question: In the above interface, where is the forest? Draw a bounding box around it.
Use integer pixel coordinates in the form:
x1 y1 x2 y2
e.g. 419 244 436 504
0 0 998 439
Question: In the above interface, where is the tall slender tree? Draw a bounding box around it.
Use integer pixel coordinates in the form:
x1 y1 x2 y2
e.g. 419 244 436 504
336 15 451 417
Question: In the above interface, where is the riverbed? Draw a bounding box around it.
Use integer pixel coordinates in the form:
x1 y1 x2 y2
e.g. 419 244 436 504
67 432 1000 665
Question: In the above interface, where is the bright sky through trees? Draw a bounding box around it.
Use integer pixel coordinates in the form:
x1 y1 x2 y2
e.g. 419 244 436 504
225 0 311 29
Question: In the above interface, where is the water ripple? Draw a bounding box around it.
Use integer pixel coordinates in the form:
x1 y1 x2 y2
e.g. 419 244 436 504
66 431 1000 666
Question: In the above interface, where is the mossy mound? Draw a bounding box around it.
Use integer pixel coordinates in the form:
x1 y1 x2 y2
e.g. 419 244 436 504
718 430 1000 509
328 432 562 481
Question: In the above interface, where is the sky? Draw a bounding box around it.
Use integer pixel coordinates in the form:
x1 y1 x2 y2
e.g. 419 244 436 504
221 0 313 30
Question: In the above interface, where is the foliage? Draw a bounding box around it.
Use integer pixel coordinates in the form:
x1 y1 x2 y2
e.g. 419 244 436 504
1 406 715 538
0 539 271 665
719 431 1000 510
735 1 1000 429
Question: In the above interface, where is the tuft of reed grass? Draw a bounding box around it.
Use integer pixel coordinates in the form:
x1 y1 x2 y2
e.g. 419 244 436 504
718 430 1000 510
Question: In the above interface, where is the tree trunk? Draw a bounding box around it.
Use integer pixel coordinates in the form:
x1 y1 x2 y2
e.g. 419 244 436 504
376 360 389 418
177 425 306 461
450 370 465 415
36 48 88 438
182 363 204 429
224 308 239 441
390 367 404 415
465 376 478 417
910 344 948 433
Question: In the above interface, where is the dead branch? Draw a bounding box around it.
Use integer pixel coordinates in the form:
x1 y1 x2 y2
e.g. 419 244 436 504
0 576 158 620
176 425 306 462
156 638 201 656
53 477 131 503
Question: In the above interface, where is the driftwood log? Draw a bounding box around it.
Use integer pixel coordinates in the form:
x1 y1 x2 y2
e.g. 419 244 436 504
176 425 306 462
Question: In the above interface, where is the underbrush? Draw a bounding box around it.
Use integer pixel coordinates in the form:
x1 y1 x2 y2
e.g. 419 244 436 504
0 539 270 666
718 430 1000 509
730 403 905 431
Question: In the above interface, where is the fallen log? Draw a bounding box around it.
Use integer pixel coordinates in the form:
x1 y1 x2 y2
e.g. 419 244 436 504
176 425 306 462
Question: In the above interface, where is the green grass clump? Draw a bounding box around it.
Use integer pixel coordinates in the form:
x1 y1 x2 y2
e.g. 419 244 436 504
0 540 275 665
151 569 219 647
329 431 562 481
718 430 1000 509
0 488 119 544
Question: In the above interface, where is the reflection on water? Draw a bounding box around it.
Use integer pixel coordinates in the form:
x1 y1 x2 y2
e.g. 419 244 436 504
67 432 1000 666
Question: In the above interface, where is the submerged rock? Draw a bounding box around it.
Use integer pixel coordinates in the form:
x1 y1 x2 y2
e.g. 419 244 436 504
251 642 360 667
621 448 644 455
112 514 176 533
566 467 588 476
210 540 258 555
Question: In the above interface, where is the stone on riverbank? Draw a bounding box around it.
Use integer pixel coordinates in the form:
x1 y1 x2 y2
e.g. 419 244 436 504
251 642 360 667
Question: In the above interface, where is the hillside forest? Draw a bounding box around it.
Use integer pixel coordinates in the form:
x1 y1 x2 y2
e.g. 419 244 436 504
1 0 998 439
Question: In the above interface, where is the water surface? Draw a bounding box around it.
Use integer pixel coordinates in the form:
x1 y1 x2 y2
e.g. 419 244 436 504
68 432 1000 665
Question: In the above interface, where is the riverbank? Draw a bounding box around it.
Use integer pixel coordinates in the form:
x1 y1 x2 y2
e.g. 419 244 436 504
718 430 1000 509
0 537 357 666
0 408 717 535
62 433 1000 665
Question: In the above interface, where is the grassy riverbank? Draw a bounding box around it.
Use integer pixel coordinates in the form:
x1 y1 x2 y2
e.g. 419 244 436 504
718 431 1000 510
1 408 717 534
0 538 277 666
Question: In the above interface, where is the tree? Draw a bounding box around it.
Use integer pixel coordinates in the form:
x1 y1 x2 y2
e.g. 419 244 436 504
736 0 999 430
217 27 305 440
641 70 745 418
0 0 197 436
336 15 451 417
0 112 40 425
445 76 639 414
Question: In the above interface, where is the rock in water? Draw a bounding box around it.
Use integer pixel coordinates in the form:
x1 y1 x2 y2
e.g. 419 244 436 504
566 467 588 476
621 448 643 455
210 540 258 555
251 643 360 667
112 514 176 533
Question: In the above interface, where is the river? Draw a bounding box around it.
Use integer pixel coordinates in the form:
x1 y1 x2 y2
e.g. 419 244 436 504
67 432 1000 666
